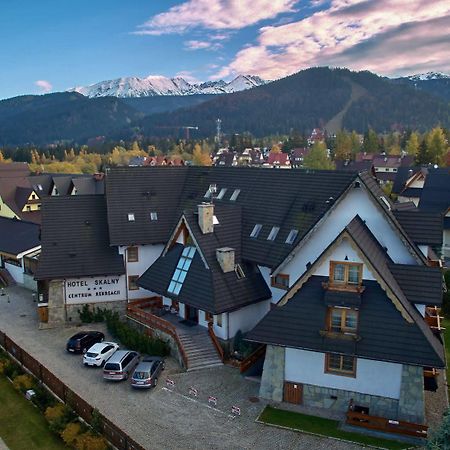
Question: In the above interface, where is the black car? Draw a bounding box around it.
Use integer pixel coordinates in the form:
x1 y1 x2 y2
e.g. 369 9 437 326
66 331 104 354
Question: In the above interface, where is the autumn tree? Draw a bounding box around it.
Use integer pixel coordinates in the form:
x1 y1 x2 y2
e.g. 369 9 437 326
405 131 420 156
426 127 448 166
192 144 211 166
350 131 361 156
362 129 379 153
334 130 352 160
303 142 335 170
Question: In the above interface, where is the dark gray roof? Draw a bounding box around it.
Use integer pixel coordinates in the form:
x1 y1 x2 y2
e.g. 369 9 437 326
392 167 421 195
388 264 443 306
106 166 358 268
35 195 124 280
394 210 443 245
247 276 444 368
138 205 272 314
419 168 450 214
72 176 104 195
335 160 373 173
0 217 40 255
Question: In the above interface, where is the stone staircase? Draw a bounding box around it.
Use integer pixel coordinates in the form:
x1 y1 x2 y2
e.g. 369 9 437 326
178 329 223 371
0 268 16 287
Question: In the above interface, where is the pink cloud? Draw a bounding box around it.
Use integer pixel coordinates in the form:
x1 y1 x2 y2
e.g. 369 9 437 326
135 0 297 35
184 40 222 51
217 0 450 79
34 80 53 93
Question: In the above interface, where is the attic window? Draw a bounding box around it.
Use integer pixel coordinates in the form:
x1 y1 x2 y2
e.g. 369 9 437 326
235 264 245 279
168 246 196 295
267 226 280 241
230 189 241 201
37 184 43 191
204 183 217 199
285 229 299 245
250 224 262 238
217 188 227 200
128 213 135 222
150 212 158 221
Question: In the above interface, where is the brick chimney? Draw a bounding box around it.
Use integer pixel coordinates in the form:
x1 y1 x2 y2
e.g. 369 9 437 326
216 247 235 273
198 203 214 234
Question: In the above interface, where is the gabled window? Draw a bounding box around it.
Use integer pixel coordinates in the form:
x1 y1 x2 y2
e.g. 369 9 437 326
217 188 227 199
328 307 358 334
330 261 362 287
250 224 262 238
230 189 241 201
168 247 196 295
150 212 158 221
271 274 289 290
325 353 356 377
127 213 135 222
285 229 299 245
267 226 280 241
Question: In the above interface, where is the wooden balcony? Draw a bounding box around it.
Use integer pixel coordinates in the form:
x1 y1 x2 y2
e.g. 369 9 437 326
425 306 444 333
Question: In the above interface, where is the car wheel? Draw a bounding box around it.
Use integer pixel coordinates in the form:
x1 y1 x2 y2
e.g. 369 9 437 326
154 377 158 387
82 347 87 354
124 372 128 381
101 360 105 367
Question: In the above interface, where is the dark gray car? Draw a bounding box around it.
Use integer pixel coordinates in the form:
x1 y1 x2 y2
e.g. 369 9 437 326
130 356 165 389
103 350 140 381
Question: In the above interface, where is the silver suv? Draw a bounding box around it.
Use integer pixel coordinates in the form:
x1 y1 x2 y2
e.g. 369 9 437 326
103 350 140 381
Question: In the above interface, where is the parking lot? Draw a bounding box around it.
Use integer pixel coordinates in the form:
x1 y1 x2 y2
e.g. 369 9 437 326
0 286 366 450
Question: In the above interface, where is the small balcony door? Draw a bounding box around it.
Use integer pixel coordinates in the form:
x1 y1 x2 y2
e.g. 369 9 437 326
185 305 199 324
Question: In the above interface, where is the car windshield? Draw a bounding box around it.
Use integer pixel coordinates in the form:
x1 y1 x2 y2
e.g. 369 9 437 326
86 352 97 358
134 371 150 379
104 363 120 371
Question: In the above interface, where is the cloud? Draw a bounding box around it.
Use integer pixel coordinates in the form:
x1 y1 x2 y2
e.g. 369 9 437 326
175 71 201 84
184 40 222 51
217 0 450 79
135 0 297 35
35 80 53 93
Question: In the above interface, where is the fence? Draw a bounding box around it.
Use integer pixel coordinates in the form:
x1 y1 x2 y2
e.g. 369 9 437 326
0 330 146 450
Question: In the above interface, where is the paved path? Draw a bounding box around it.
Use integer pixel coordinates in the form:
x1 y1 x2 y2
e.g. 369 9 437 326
0 286 365 450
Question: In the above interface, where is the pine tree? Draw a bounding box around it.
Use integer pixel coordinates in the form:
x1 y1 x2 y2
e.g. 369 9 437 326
362 129 379 153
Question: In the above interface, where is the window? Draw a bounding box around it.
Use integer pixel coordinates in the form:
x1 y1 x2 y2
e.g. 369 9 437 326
250 224 262 238
150 211 158 221
26 205 31 212
205 311 213 323
127 246 138 262
217 188 227 199
128 275 139 290
128 213 135 222
271 274 289 290
204 184 216 198
328 307 358 334
330 261 362 287
285 229 299 245
267 226 280 241
168 247 196 295
230 189 241 201
325 353 356 376
216 313 223 327
235 264 245 279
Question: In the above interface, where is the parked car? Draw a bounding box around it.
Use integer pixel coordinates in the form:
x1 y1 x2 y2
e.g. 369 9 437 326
131 356 165 389
66 331 104 354
103 350 140 381
83 342 119 367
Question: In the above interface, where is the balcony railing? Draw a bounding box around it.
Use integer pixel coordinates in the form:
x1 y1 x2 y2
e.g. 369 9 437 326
425 306 444 333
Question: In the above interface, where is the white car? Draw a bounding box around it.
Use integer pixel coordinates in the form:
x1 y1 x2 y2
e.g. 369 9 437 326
83 342 119 367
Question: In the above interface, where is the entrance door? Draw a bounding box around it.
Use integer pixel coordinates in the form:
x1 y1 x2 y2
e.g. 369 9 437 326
283 381 303 404
185 305 198 323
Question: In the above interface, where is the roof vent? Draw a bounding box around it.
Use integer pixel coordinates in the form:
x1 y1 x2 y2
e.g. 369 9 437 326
84 220 91 226
354 181 360 188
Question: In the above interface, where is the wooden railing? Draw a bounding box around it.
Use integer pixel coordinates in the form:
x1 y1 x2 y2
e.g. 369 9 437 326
128 297 163 309
127 304 188 369
346 410 428 438
239 345 266 374
208 322 224 361
425 306 444 332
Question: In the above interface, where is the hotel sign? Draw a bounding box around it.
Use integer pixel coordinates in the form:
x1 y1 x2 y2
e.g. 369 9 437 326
65 275 126 304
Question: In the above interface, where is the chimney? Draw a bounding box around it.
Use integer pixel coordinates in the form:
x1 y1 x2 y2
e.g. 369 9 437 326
216 247 235 273
198 203 214 234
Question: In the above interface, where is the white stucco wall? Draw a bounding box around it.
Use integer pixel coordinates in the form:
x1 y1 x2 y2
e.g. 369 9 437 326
64 275 127 304
213 312 228 340
443 230 450 258
228 300 271 338
5 262 24 284
119 244 164 300
415 304 426 317
285 348 403 399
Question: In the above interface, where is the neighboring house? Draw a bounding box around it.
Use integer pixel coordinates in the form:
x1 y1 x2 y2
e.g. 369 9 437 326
290 148 310 168
308 128 325 145
335 159 374 174
247 215 444 425
264 152 291 169
0 217 40 289
392 167 426 205
213 151 237 167
372 155 414 184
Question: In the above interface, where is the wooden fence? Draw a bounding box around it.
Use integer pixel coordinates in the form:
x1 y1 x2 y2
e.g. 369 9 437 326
0 330 146 450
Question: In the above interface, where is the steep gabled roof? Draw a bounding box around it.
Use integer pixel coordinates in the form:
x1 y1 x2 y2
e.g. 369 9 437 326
419 168 450 213
0 216 40 256
394 209 443 246
35 195 124 280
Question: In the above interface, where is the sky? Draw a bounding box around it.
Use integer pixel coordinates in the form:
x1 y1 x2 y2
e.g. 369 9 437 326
1 0 449 99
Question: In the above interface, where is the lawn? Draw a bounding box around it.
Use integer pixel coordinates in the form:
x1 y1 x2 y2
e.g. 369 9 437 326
258 405 413 450
0 377 67 450
443 318 450 396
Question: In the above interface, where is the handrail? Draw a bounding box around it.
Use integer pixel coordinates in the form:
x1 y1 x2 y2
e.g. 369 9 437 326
239 345 266 373
208 322 224 361
126 305 189 369
346 410 427 438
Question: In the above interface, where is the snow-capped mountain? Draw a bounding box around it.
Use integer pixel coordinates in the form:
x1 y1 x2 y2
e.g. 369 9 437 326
69 74 267 98
405 72 450 82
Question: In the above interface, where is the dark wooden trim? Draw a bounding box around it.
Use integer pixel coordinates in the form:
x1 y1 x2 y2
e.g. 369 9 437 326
324 353 357 377
271 273 290 290
127 246 139 263
329 261 363 288
128 275 139 290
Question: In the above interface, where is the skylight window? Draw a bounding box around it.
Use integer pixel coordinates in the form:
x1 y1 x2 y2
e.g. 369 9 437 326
267 226 280 241
168 247 196 295
235 264 245 279
250 224 262 238
150 212 158 221
37 184 43 191
128 213 135 222
217 188 227 199
285 229 299 245
230 189 241 201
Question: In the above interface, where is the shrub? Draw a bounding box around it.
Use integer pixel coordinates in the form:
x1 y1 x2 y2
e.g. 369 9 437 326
427 407 450 449
45 403 67 422
45 403 77 433
12 373 34 393
75 432 108 450
0 360 7 375
78 304 93 323
90 408 103 435
61 422 82 446
3 360 23 379
32 384 57 411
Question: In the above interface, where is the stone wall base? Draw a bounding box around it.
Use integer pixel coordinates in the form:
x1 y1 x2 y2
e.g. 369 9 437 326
259 345 285 402
65 301 127 324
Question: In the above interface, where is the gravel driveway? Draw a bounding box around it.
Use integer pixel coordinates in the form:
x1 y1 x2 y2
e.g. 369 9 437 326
0 286 365 450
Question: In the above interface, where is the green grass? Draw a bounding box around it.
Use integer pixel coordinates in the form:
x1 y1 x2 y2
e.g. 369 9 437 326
0 377 67 450
258 405 413 450
443 318 450 396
